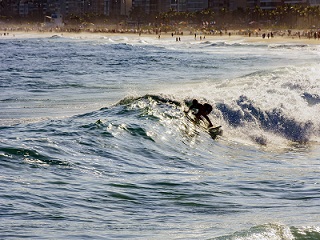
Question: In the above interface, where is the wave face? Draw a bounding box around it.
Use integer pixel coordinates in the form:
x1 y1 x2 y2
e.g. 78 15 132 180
0 35 320 239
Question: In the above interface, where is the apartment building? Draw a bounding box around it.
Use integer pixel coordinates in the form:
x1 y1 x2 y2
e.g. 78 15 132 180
170 0 187 12
208 0 229 11
229 0 247 11
187 0 208 11
309 0 320 6
2 0 319 18
259 0 282 10
247 0 258 9
283 0 308 4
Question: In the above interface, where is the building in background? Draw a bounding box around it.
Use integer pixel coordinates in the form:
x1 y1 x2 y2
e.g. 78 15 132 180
259 0 282 10
208 0 229 11
170 0 187 12
2 0 320 19
121 0 132 16
131 0 208 15
309 0 320 6
187 0 208 11
283 0 308 5
229 0 247 11
247 0 258 9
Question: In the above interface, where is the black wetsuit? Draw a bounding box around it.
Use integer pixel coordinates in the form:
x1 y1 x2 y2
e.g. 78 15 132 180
189 101 213 127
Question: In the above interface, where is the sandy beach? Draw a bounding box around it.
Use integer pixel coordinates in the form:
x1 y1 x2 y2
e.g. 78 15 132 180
1 28 320 45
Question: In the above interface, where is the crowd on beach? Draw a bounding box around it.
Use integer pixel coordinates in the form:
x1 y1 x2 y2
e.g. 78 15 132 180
0 32 11 36
0 24 319 41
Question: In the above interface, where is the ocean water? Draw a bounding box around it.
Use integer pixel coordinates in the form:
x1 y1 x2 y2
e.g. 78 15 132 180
0 34 320 239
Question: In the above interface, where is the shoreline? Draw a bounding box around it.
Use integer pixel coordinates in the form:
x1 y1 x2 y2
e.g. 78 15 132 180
1 29 320 45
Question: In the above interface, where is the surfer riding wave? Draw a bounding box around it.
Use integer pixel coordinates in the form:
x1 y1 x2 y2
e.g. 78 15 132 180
185 99 214 128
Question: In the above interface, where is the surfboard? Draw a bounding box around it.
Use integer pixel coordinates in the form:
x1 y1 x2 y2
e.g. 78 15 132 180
207 125 222 139
185 111 222 139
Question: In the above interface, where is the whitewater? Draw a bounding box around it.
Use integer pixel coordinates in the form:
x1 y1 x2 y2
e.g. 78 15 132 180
0 33 319 239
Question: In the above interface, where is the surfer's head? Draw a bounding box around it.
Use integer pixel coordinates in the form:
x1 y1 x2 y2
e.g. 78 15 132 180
192 99 198 105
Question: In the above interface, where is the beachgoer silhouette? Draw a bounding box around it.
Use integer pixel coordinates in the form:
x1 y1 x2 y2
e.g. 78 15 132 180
186 99 213 127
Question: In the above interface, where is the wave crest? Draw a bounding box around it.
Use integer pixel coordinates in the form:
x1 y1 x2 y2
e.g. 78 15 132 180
217 95 313 143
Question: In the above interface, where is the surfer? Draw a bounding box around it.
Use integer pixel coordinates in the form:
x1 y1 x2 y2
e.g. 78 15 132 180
186 99 213 127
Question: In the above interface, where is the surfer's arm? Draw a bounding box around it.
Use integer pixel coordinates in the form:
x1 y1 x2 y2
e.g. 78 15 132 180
184 104 198 114
184 104 192 113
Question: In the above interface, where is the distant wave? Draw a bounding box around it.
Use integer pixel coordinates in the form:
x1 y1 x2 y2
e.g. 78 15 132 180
200 41 267 48
206 41 244 48
109 42 135 50
199 40 317 51
49 34 63 39
268 43 311 50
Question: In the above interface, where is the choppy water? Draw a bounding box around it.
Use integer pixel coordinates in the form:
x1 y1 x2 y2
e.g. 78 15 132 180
1 34 320 239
